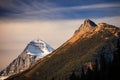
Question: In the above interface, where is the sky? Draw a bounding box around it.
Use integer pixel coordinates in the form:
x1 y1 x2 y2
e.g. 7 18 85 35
0 0 120 71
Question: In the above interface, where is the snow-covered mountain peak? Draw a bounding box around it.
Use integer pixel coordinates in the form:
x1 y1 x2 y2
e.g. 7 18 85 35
32 39 44 43
0 38 54 78
26 39 54 58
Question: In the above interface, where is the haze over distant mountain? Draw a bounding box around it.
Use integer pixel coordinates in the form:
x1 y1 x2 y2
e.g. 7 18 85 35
0 39 54 79
6 19 120 80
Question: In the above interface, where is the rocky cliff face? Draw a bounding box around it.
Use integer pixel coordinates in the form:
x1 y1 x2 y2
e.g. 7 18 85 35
0 52 36 77
6 19 120 80
0 39 54 78
74 19 97 35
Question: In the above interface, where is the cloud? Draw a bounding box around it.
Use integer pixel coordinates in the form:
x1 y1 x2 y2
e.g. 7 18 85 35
0 0 56 19
48 3 120 11
21 3 120 15
0 1 120 20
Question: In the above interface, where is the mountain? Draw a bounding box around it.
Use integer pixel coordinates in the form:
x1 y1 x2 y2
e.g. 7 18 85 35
0 39 54 79
6 19 120 80
25 39 54 59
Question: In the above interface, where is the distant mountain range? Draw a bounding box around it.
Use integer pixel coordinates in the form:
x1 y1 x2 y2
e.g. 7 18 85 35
0 39 54 79
4 19 120 80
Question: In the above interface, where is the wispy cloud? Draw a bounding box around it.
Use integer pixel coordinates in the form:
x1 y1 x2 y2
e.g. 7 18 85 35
0 1 120 20
47 3 120 11
0 0 56 19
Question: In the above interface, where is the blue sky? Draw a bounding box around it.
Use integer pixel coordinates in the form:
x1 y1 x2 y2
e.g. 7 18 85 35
0 0 120 20
0 0 120 71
